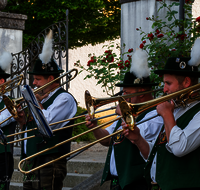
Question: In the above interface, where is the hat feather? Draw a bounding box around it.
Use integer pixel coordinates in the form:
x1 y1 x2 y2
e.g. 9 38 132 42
130 48 150 78
188 38 200 67
39 29 53 64
0 51 12 72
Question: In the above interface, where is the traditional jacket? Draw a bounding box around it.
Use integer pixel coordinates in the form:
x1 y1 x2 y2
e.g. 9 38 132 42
21 88 77 158
101 107 156 189
144 102 200 190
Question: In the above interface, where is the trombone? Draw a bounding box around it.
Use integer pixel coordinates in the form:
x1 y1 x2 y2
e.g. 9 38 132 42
0 74 24 115
3 69 78 120
18 82 200 174
4 88 162 144
85 88 163 118
0 74 24 95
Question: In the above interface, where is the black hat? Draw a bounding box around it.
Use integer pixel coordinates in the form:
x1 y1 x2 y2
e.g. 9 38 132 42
154 38 200 77
28 58 64 75
115 72 158 87
116 48 158 87
0 51 12 79
154 57 200 77
28 29 64 75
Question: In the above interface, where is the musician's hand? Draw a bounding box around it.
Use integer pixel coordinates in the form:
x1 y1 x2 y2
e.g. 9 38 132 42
15 106 26 129
85 114 97 129
115 104 122 116
122 121 141 144
35 93 48 103
157 100 175 118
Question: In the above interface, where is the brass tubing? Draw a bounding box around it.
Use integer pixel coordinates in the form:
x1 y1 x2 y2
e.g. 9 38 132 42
6 109 116 142
0 115 12 125
18 116 122 174
85 88 163 118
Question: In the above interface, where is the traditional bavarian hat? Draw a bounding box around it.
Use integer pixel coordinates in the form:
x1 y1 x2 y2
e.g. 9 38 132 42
116 48 158 87
154 38 200 77
28 29 64 75
0 51 12 79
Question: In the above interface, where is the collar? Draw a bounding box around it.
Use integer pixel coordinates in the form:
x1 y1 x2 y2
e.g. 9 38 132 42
41 87 61 103
0 92 9 103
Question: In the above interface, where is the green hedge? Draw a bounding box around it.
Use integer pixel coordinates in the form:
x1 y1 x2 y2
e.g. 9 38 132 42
72 106 95 142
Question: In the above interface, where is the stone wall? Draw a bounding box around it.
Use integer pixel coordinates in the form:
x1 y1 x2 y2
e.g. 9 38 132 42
0 11 27 55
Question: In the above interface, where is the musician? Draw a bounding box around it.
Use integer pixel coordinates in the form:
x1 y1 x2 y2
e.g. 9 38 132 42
16 31 77 190
122 39 200 190
0 51 17 190
86 49 163 190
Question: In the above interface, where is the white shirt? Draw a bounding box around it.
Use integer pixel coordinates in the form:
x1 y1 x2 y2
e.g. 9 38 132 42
24 87 77 153
105 109 163 176
0 92 16 128
147 101 200 182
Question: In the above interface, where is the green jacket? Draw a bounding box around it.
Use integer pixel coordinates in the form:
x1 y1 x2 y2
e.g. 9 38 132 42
21 88 77 158
144 102 200 190
101 107 156 189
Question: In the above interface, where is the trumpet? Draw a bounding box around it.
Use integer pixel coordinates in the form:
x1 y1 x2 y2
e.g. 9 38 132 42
3 69 78 120
18 82 200 174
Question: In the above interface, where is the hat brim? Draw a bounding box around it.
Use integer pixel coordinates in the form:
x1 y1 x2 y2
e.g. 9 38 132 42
0 73 11 79
154 69 200 77
28 70 64 75
115 82 159 87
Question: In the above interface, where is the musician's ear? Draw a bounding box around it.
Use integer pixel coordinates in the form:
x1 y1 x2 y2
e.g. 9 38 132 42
183 77 191 88
0 78 5 85
47 75 54 82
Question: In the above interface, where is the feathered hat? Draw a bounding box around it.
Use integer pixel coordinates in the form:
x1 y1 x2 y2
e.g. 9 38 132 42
28 29 64 75
116 48 158 87
0 51 12 79
154 38 200 77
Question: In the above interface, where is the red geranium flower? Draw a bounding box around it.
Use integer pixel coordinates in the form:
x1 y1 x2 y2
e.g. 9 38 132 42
128 48 133 53
157 34 164 38
171 49 176 51
140 43 144 49
87 60 92 66
136 28 139 31
147 33 154 41
155 29 160 35
196 16 200 22
142 40 146 44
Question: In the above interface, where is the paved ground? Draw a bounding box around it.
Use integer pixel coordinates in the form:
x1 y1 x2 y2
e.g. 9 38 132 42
70 141 109 163
14 141 109 163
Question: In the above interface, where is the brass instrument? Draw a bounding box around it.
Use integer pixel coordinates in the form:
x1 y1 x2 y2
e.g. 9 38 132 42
85 88 163 118
18 82 200 174
5 88 161 143
0 74 24 95
0 74 24 117
18 116 122 174
3 69 78 119
118 82 200 128
6 111 117 144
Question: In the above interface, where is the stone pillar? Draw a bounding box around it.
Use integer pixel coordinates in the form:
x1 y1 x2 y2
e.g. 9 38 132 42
120 0 179 53
0 4 27 54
